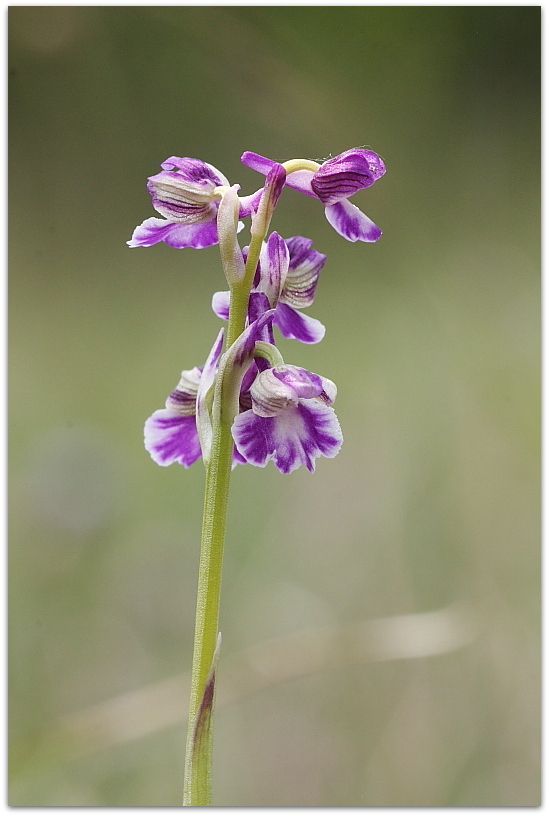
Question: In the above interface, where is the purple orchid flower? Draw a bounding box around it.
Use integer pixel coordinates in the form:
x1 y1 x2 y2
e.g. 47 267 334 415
232 364 343 474
241 148 385 243
128 156 262 250
144 329 224 467
212 232 327 344
144 311 276 468
144 366 203 467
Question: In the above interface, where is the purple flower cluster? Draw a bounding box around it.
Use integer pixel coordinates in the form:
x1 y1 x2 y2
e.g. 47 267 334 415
131 148 385 473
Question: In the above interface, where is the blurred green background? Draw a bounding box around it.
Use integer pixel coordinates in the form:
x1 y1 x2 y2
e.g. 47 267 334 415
9 6 540 806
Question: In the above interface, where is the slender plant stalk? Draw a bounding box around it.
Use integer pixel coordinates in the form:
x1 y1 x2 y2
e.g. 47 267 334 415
182 161 325 805
182 227 268 806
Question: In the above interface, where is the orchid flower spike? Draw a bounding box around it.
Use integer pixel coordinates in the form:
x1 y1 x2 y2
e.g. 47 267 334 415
241 147 386 243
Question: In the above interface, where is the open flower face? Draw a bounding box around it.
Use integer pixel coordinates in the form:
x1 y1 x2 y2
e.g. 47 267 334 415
231 365 343 473
241 148 385 243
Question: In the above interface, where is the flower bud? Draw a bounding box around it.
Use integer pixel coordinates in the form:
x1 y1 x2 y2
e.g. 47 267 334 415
147 157 230 224
310 148 386 206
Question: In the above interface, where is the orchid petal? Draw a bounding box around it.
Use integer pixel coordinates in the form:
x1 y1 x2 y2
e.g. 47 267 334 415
127 217 220 249
238 189 263 218
159 156 230 188
256 232 289 307
274 303 325 344
241 151 278 175
144 410 201 467
311 148 386 205
282 236 326 309
232 400 343 474
324 200 382 242
227 310 276 368
211 291 230 321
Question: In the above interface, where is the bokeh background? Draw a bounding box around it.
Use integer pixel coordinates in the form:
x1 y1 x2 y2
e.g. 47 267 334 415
9 6 540 807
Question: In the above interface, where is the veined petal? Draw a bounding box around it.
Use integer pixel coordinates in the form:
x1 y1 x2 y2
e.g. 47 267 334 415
247 293 274 345
232 400 343 474
211 291 230 320
165 366 202 414
311 148 386 205
272 366 324 399
160 156 230 188
274 303 325 344
324 200 382 243
148 157 230 223
144 410 201 467
282 236 326 308
256 232 289 307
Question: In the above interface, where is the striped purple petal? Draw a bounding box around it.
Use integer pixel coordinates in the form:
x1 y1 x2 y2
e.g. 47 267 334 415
324 200 382 243
282 236 326 309
274 302 325 344
256 232 289 307
311 149 386 205
159 157 229 187
144 410 201 467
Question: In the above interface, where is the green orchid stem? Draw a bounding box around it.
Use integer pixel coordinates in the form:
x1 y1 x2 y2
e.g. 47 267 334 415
183 211 272 807
182 406 233 806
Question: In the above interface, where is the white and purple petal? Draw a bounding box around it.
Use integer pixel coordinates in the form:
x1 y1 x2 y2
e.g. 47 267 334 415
232 400 343 474
271 366 324 399
165 366 202 414
127 217 221 249
282 236 326 308
144 409 201 467
238 188 263 218
311 148 386 205
159 156 230 189
248 292 275 344
274 302 325 344
257 232 289 306
324 200 382 243
211 290 230 320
